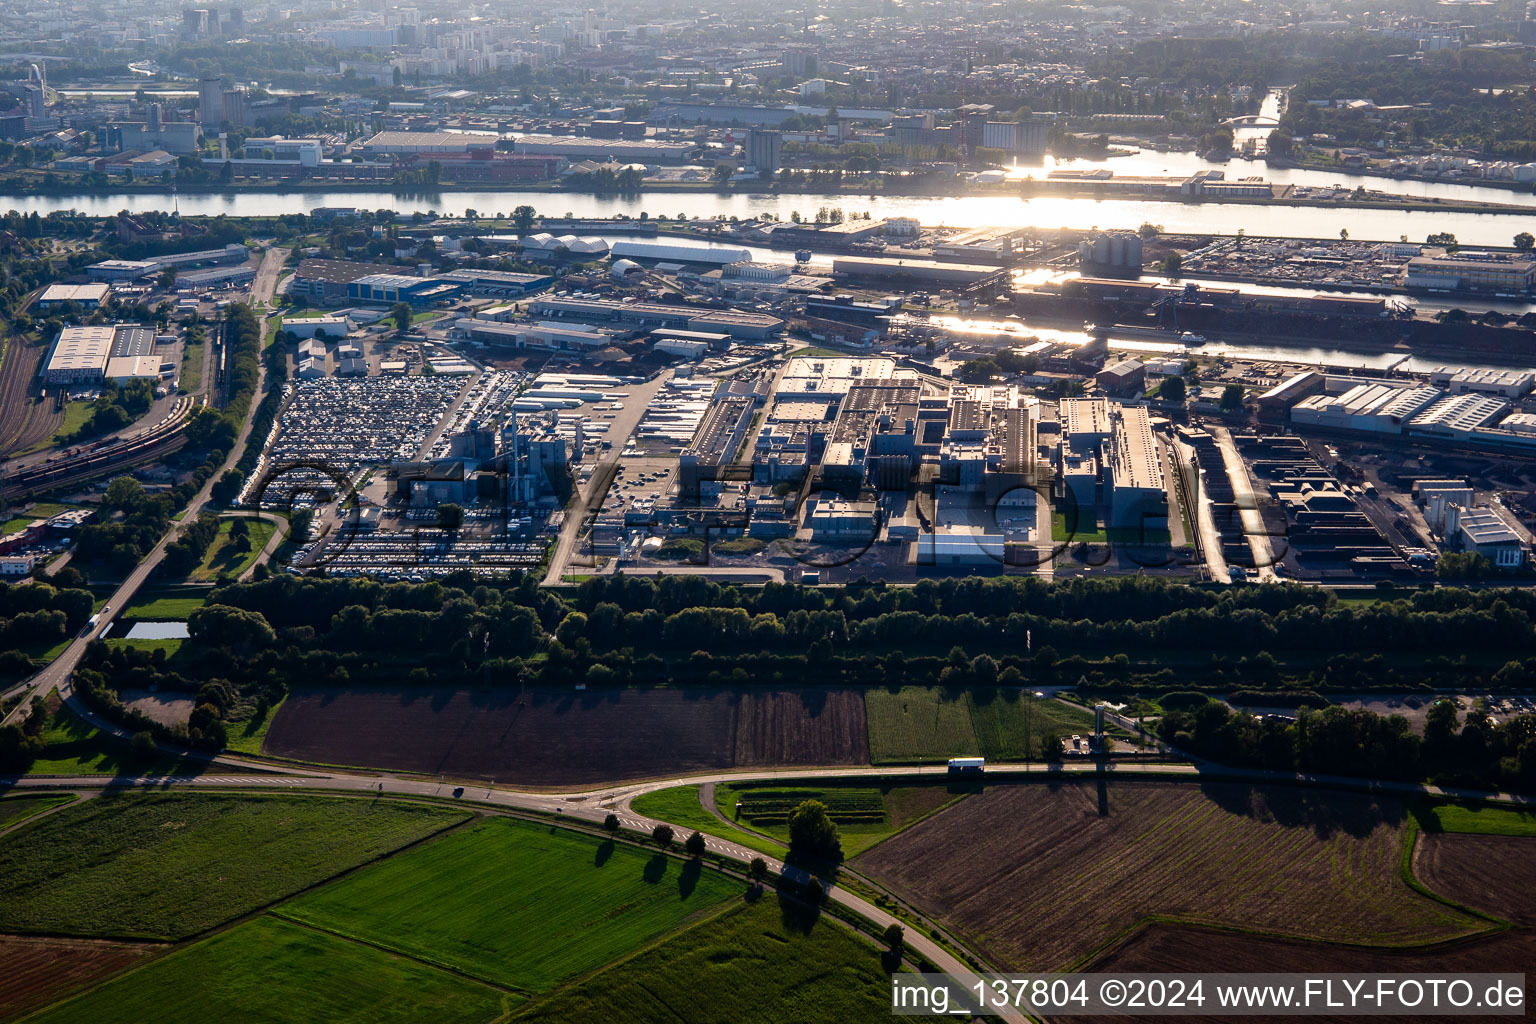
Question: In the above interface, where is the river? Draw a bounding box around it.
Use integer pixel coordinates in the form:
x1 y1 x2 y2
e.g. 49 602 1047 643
5 185 1535 247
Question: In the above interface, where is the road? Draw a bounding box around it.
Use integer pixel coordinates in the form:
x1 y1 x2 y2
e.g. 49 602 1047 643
6 689 1534 1024
2 249 288 726
224 510 289 581
1211 426 1278 582
543 369 673 585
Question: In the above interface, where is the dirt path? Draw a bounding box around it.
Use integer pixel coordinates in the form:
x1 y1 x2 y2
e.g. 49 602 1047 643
0 792 89 839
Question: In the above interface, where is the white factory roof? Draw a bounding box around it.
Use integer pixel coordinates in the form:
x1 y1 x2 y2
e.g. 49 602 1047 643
105 354 163 380
1459 508 1522 545
1060 397 1113 438
47 325 116 375
39 283 109 304
1111 405 1163 491
610 240 752 265
1410 392 1510 433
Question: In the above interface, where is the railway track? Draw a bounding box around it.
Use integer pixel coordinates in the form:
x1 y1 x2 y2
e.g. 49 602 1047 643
1 395 198 498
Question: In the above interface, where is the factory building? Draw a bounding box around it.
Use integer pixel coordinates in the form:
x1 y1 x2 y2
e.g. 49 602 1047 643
1408 392 1510 437
1291 382 1442 433
453 318 620 353
87 259 158 282
35 283 109 309
348 274 462 306
1449 506 1526 567
1428 366 1535 398
1096 358 1145 395
292 259 400 303
509 134 694 163
831 256 1007 290
434 269 553 296
678 389 758 497
1106 404 1167 530
529 297 783 340
358 131 493 156
177 264 256 291
42 324 156 384
1404 252 1536 296
609 241 752 267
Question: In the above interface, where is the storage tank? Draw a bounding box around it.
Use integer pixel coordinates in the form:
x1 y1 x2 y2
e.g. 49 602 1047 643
1092 234 1110 264
1108 233 1125 267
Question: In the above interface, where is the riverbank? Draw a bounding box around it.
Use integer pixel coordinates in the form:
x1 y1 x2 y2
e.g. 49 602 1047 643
1268 156 1536 196
0 176 1531 217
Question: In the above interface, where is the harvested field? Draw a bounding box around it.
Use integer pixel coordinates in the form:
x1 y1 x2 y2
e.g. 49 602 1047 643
855 781 1484 971
265 686 869 784
1416 833 1536 926
1081 924 1536 1024
0 935 153 1022
733 689 868 766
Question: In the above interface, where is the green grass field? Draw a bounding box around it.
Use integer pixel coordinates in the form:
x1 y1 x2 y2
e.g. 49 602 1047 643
865 687 1100 764
280 816 739 993
0 793 469 940
1413 802 1536 836
0 794 73 832
714 782 963 858
222 696 284 756
1 515 37 536
864 687 979 763
24 915 512 1024
630 785 785 857
966 691 1097 760
122 593 209 619
25 705 205 777
187 519 277 581
104 637 184 656
178 338 203 393
512 898 921 1023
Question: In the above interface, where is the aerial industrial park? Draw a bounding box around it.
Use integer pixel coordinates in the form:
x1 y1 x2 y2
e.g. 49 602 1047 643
0 0 1535 1022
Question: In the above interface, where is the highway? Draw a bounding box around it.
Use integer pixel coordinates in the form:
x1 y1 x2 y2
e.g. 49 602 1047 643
1 248 288 725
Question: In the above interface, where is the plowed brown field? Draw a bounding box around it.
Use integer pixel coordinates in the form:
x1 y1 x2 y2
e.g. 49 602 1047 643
854 781 1485 971
265 685 868 785
1416 833 1536 926
0 935 154 1020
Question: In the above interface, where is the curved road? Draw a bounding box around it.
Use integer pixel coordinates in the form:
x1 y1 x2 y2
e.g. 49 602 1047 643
5 747 1533 1024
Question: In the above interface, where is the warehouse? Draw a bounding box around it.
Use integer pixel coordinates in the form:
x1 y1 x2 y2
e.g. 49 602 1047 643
105 355 164 382
435 269 553 296
358 130 493 156
1403 252 1536 295
282 315 352 339
453 318 619 352
178 263 256 291
509 134 694 163
86 259 157 282
43 325 117 383
1107 404 1166 530
610 241 752 267
36 283 109 310
831 256 1007 290
292 259 400 303
529 297 783 340
348 274 462 306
